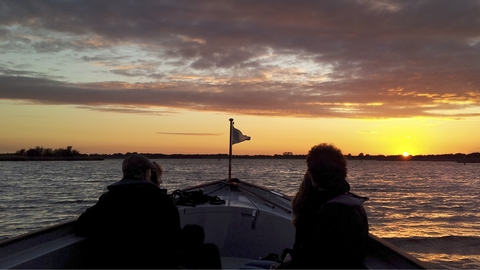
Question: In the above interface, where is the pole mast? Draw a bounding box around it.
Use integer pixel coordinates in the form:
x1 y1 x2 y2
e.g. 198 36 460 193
228 118 233 183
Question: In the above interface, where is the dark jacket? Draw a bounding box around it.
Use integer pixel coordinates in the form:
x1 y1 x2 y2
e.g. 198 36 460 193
75 178 181 269
291 193 369 269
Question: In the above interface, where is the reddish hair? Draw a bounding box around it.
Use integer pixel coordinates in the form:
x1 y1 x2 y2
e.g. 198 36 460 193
292 143 350 226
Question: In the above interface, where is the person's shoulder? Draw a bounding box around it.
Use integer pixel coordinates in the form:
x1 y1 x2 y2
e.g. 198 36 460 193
318 193 369 224
135 183 168 195
317 194 362 216
326 193 368 207
139 184 176 203
98 191 110 200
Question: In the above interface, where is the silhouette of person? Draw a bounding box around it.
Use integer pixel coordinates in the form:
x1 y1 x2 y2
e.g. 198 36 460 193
151 161 163 187
285 143 369 269
75 154 181 268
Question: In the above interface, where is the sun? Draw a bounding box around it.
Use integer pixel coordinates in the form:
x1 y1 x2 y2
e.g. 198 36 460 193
402 152 409 157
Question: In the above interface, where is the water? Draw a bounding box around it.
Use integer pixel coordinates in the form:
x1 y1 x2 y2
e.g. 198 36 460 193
1 159 479 269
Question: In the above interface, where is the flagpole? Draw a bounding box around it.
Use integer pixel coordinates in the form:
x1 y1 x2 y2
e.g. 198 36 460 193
228 118 234 183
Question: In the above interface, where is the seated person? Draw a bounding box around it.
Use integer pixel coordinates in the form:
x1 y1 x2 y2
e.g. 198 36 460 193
283 144 369 269
75 154 181 269
180 224 222 269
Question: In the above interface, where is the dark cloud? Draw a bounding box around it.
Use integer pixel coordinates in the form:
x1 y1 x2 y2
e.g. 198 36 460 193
1 0 479 118
2 74 478 118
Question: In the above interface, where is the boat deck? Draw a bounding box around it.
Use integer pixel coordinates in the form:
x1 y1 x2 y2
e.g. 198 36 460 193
177 180 295 260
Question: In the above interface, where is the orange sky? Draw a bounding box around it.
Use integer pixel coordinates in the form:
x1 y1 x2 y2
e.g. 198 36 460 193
1 1 479 156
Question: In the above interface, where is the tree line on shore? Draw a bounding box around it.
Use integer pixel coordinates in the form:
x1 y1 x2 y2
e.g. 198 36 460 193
0 146 101 161
1 146 480 163
14 146 81 157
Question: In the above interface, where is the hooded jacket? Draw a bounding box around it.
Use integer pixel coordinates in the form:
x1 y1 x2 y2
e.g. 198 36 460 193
75 178 181 268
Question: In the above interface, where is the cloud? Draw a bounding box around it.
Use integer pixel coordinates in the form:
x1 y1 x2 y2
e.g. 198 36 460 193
157 132 221 136
1 72 479 118
1 0 480 119
75 105 177 116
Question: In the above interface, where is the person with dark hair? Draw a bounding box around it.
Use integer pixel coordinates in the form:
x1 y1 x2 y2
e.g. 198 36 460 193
75 154 181 268
285 143 369 269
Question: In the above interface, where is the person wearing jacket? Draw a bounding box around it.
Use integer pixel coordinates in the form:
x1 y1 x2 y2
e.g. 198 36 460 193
75 154 181 269
287 143 369 269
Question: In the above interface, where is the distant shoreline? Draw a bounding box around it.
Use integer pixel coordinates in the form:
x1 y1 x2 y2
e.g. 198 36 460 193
0 156 104 161
1 153 479 163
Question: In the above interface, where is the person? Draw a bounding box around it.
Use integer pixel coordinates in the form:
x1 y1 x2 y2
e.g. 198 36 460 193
75 154 181 268
151 161 163 187
179 224 222 269
283 143 369 269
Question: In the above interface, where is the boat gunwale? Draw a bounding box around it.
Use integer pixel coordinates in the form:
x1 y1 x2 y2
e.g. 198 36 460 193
182 178 293 199
0 220 76 248
367 233 430 269
180 178 293 213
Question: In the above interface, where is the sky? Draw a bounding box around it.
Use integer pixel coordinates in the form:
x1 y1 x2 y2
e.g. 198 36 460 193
1 0 480 156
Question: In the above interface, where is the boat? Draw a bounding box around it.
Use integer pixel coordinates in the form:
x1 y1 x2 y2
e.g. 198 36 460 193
0 179 428 269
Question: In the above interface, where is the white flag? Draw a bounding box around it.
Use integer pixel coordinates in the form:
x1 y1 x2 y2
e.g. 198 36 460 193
232 127 251 145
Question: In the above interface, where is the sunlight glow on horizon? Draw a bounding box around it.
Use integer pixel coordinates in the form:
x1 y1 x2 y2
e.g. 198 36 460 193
1 100 479 156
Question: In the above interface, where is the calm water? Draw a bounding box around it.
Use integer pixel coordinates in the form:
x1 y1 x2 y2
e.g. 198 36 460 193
1 159 480 269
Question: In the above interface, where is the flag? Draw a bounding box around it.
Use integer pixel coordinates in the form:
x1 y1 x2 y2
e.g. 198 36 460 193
232 127 251 145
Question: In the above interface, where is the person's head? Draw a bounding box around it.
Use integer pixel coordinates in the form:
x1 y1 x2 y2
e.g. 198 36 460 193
122 154 156 180
306 143 348 190
292 143 349 226
151 161 163 187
